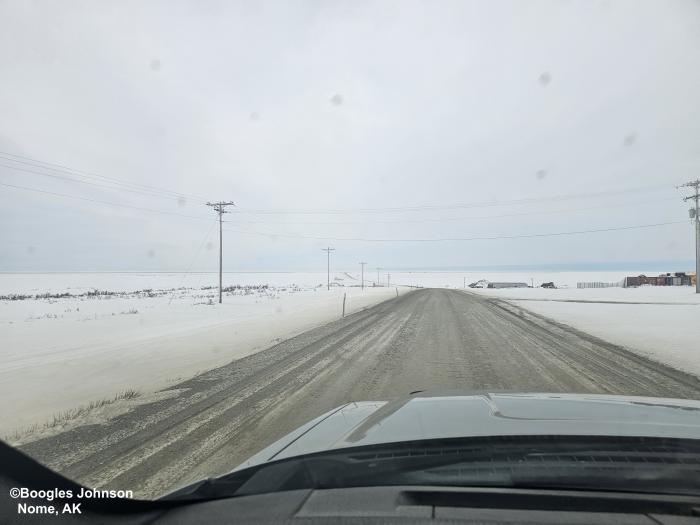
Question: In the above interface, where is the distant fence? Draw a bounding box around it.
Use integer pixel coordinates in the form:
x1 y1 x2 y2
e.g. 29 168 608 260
576 281 622 289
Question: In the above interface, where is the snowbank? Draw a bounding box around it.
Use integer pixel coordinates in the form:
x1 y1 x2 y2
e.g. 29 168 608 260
0 278 400 434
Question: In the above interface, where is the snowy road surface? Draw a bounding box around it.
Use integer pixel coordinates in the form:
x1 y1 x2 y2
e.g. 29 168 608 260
20 288 700 499
469 285 700 377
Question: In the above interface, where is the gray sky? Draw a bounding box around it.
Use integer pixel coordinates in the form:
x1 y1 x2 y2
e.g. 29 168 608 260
1 0 699 272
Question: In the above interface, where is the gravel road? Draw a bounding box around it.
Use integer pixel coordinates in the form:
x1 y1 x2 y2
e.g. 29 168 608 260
20 288 700 498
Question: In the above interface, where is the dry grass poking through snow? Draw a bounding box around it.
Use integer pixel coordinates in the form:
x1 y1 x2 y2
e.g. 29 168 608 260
5 389 141 443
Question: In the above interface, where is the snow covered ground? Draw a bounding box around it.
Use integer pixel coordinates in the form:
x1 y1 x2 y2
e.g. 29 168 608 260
2 270 697 438
469 285 700 379
0 272 400 435
0 269 667 296
0 271 362 296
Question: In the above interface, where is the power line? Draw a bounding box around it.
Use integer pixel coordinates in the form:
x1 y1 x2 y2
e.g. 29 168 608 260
223 220 686 243
0 150 208 201
0 162 199 202
0 178 676 236
168 218 218 305
2 180 687 244
0 155 164 196
0 181 212 221
0 150 679 217
228 197 679 226
0 151 209 203
229 183 676 215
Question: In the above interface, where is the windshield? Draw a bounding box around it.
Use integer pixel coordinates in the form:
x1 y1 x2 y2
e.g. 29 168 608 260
1 0 700 514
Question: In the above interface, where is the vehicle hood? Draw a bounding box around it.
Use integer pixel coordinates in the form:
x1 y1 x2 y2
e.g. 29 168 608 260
234 392 700 471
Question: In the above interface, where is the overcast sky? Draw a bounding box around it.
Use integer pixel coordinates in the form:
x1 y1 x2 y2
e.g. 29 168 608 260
1 0 699 272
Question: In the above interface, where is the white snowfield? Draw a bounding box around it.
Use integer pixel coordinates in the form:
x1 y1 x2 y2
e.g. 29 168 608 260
0 273 401 434
469 285 700 379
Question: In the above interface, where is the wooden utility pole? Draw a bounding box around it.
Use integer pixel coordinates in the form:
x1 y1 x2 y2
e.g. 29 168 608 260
359 262 366 290
679 180 700 293
322 247 335 290
206 201 235 303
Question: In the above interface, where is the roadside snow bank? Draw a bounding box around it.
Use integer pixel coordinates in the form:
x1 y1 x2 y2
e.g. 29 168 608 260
0 283 401 434
469 287 700 378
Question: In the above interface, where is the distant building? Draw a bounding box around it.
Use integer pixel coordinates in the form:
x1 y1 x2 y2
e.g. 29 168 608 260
487 282 528 289
623 272 693 287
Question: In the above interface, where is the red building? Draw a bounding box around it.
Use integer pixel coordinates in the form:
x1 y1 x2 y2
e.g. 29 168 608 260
623 272 693 287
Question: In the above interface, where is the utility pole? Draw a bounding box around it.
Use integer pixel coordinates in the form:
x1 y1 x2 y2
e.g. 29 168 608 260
387 273 391 288
322 247 335 291
206 201 235 303
376 267 381 287
359 262 366 290
679 180 700 293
